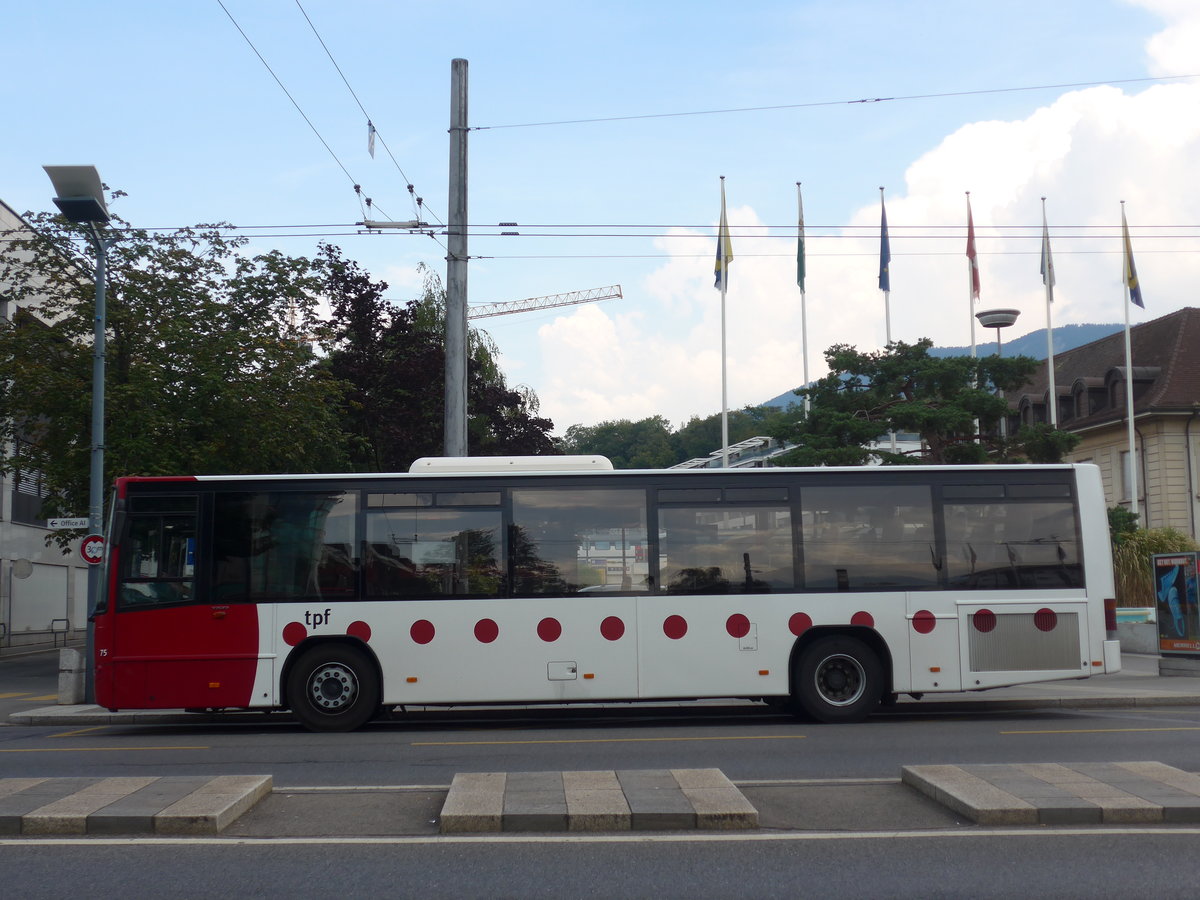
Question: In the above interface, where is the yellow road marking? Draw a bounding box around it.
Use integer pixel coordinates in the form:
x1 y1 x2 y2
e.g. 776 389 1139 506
0 746 209 753
1001 726 1200 735
413 734 806 747
27 693 59 701
0 692 32 699
50 726 111 738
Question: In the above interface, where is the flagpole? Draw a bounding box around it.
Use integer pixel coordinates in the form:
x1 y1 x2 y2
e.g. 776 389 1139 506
797 183 810 416
1122 200 1138 518
1041 198 1058 427
879 186 895 453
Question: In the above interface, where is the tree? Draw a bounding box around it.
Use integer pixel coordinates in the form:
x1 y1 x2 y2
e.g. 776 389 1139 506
320 252 555 469
0 209 350 530
560 416 676 468
773 339 1042 466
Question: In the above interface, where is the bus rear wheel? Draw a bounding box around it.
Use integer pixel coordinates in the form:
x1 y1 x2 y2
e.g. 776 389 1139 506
793 635 883 723
288 644 380 733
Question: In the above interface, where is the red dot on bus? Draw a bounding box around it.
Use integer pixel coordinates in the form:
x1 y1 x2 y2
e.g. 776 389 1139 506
912 610 936 634
475 618 499 644
347 620 372 643
973 609 996 633
537 617 562 642
726 614 750 638
282 622 307 646
789 613 812 636
410 619 435 645
600 616 625 641
851 611 874 628
1034 608 1058 632
663 615 688 640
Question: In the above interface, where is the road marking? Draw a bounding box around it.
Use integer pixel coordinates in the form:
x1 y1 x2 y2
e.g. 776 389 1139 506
0 692 33 699
50 726 112 738
0 746 209 753
4 826 1200 847
411 734 806 747
1001 726 1200 735
26 693 59 701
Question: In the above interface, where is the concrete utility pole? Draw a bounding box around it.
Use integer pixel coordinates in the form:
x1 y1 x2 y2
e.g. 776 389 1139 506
444 58 469 457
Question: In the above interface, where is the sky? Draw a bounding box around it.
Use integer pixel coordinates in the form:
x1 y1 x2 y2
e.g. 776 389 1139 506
4 0 1199 438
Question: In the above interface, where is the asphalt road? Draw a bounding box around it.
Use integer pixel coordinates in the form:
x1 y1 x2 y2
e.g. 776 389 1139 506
6 646 1200 898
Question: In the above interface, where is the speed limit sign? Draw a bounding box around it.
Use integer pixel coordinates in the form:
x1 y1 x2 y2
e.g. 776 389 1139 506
80 534 105 565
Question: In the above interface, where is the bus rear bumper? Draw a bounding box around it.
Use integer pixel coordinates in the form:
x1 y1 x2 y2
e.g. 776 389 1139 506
1103 639 1122 674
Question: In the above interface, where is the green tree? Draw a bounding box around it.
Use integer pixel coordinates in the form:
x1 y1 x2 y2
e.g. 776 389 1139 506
320 253 555 469
560 416 676 468
773 339 1041 466
0 209 349 529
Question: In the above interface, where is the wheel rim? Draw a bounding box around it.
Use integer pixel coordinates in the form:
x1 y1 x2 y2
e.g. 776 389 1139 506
307 663 359 713
812 652 866 707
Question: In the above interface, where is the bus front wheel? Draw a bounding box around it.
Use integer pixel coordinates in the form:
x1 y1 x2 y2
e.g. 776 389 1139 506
287 644 380 733
793 636 883 723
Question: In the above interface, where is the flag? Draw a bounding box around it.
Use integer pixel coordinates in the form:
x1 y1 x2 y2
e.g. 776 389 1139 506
367 121 376 158
966 194 980 300
1122 204 1144 309
714 179 733 290
796 183 806 292
878 191 891 292
1040 204 1055 290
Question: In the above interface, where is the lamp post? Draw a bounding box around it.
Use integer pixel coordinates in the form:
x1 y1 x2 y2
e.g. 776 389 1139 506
44 165 110 703
975 308 1020 440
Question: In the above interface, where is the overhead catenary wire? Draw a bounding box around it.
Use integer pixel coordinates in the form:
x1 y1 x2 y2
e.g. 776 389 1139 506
215 0 393 223
474 73 1200 131
293 0 445 228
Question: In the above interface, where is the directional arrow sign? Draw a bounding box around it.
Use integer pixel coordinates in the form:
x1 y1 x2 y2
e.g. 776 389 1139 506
49 517 90 530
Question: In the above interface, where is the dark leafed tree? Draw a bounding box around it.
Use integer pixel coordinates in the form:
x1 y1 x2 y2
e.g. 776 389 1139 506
772 339 1045 466
0 207 349 533
320 251 556 470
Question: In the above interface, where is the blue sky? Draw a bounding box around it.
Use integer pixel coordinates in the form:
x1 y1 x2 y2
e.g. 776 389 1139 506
4 1 1198 435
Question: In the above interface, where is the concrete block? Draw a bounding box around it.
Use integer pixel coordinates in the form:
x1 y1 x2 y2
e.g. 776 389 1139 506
23 777 158 835
902 765 1038 826
57 648 86 705
440 772 505 833
154 775 272 834
564 787 631 832
683 787 758 830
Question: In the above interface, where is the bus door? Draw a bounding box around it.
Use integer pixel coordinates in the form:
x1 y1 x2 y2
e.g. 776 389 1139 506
110 494 259 709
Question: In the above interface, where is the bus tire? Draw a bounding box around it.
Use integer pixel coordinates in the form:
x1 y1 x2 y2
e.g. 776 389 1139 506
793 635 882 723
287 643 380 733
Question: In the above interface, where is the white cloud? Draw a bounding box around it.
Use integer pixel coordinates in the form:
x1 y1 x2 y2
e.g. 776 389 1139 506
534 2 1200 433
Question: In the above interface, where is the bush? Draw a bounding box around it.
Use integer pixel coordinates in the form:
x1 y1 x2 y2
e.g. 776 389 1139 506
1112 527 1198 607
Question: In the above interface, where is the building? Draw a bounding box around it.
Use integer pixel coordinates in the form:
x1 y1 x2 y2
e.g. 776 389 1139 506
1012 306 1200 541
0 198 89 649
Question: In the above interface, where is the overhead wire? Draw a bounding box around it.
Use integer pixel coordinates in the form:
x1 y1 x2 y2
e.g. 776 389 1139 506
215 0 393 223
474 73 1200 131
293 0 446 231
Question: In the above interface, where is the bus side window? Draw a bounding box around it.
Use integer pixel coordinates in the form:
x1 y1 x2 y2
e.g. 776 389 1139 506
659 505 793 594
119 496 197 608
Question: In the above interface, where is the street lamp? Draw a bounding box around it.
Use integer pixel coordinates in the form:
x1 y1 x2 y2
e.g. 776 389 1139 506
44 165 110 703
975 308 1020 357
975 308 1021 440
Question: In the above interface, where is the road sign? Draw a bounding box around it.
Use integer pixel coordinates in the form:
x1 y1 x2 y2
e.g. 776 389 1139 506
49 517 90 530
80 534 105 565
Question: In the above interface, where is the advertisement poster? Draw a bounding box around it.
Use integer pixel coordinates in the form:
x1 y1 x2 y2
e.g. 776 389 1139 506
1154 553 1200 655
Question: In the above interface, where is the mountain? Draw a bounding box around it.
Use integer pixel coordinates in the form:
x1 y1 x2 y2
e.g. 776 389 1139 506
760 322 1124 409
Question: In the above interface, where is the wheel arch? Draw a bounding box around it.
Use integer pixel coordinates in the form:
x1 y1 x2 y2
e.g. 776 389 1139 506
787 625 894 700
279 636 383 711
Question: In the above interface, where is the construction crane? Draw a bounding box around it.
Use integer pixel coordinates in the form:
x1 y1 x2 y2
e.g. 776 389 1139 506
467 284 622 320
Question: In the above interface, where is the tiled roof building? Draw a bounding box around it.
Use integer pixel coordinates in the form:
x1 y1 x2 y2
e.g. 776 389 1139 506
1012 307 1200 539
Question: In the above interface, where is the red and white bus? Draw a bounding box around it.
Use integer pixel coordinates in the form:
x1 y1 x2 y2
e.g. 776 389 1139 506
94 457 1120 731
